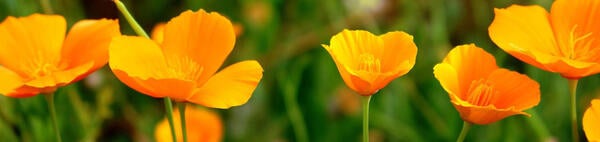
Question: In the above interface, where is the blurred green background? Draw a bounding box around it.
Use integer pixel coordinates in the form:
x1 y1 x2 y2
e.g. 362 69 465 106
1 0 599 141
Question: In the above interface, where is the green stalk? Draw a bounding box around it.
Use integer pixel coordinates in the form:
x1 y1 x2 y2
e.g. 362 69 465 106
362 95 372 142
113 0 149 38
568 79 579 142
178 103 188 142
525 109 551 141
164 97 177 142
456 121 471 142
113 1 177 141
44 93 62 142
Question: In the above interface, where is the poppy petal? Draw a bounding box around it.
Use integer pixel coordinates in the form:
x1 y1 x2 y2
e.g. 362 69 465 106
151 23 166 44
440 44 497 99
0 67 26 97
187 60 263 109
109 36 169 79
452 103 528 125
162 10 236 85
24 61 94 88
486 69 540 110
112 70 196 100
489 5 560 71
60 19 120 71
0 14 65 77
550 0 600 61
433 63 460 101
583 99 600 141
379 31 417 75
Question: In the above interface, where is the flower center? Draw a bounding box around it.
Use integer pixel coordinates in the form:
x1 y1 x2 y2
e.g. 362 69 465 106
565 25 596 60
357 53 381 73
165 56 204 81
466 79 497 106
33 63 57 78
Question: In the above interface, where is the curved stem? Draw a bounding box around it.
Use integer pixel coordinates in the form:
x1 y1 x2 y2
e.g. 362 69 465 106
44 93 62 142
456 121 471 142
362 96 372 142
568 79 579 142
113 0 150 38
164 97 177 142
178 103 188 142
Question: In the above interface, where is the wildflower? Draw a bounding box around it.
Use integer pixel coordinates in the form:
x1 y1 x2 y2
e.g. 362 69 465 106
155 105 222 142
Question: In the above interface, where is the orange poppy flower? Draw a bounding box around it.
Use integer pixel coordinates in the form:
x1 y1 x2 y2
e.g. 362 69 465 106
109 10 264 109
584 99 600 141
322 30 417 96
488 0 600 79
155 105 222 142
433 44 540 125
0 14 120 97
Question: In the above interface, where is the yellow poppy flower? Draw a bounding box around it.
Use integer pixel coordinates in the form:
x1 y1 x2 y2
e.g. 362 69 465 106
489 0 600 79
0 14 120 97
322 30 417 96
584 99 600 142
155 105 222 142
433 44 540 125
109 10 264 109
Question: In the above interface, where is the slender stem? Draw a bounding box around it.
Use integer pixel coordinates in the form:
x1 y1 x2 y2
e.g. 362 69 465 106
362 96 372 142
39 0 54 14
456 121 472 142
568 79 579 142
525 109 550 141
44 93 62 142
178 103 188 142
113 0 150 38
164 97 177 142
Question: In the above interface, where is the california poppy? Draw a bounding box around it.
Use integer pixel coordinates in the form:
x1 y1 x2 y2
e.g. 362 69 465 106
488 0 600 79
109 10 264 109
433 44 540 125
322 29 417 96
155 105 223 142
0 14 120 97
583 99 600 142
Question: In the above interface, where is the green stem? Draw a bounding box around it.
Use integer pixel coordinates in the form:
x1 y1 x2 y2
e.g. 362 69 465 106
524 109 550 141
44 93 61 142
39 0 54 14
568 79 579 142
456 121 471 142
362 96 372 142
113 0 149 38
178 103 188 142
164 97 177 142
282 83 308 142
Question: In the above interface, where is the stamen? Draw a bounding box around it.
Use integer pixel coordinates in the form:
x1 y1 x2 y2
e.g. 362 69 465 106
357 53 381 73
165 56 204 81
466 79 496 106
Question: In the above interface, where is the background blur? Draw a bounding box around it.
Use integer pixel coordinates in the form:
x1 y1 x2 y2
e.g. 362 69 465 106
1 0 599 141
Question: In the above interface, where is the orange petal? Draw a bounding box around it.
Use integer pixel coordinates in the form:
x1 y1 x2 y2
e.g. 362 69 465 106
24 61 94 88
583 99 600 142
379 31 417 75
0 67 28 97
108 36 169 79
112 70 196 100
187 60 263 109
0 14 65 77
452 103 528 125
151 23 166 44
433 63 460 101
155 106 223 142
485 69 540 110
550 0 600 60
60 19 120 71
440 44 498 99
489 5 560 71
162 10 236 85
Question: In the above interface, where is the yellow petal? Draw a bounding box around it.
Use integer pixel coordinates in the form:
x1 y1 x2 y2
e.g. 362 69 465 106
112 70 196 100
0 67 28 97
24 61 94 88
452 102 528 125
155 106 223 142
489 5 559 71
440 44 498 99
485 69 540 110
60 19 120 71
162 10 236 85
109 36 169 79
550 0 600 61
0 14 65 77
187 60 263 109
151 23 166 44
584 99 600 142
433 63 460 101
379 31 417 75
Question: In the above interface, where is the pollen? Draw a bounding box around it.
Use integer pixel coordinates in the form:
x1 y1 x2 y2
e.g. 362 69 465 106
466 79 497 106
